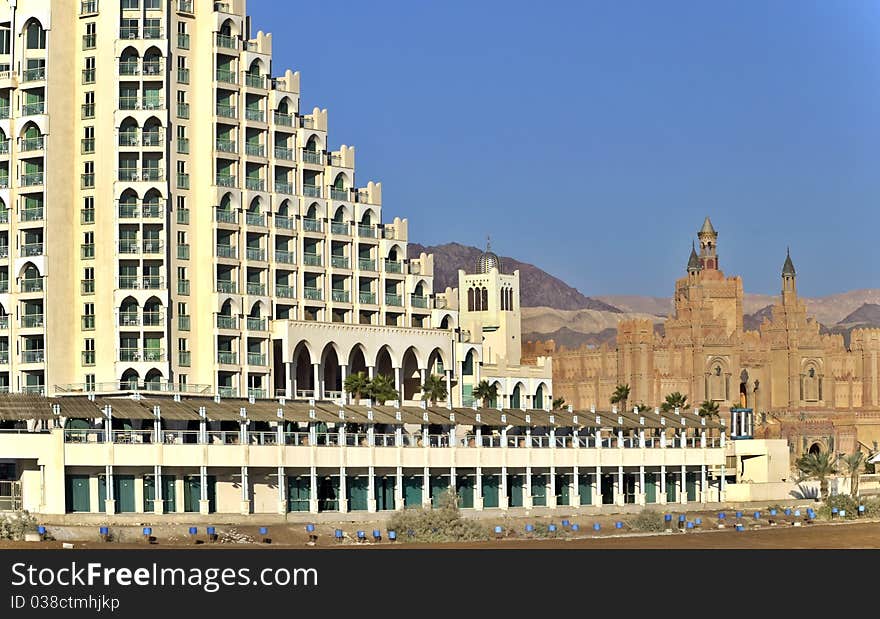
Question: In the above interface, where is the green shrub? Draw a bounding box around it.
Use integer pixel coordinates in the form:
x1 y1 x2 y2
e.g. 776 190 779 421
0 511 37 540
817 494 859 520
387 490 488 543
626 509 665 532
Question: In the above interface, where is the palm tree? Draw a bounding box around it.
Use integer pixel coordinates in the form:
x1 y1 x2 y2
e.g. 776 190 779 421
368 374 399 405
795 451 838 501
472 380 498 408
661 391 688 413
420 374 447 406
633 403 652 414
552 397 566 410
343 371 370 404
698 400 721 439
841 452 866 498
610 384 630 412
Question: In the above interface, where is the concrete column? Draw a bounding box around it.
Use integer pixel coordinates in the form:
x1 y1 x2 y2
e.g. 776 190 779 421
638 465 646 506
700 464 707 503
616 465 625 506
105 465 115 515
285 361 294 398
593 465 602 507
422 466 430 508
153 464 164 515
338 467 348 513
474 466 483 510
719 464 726 501
309 465 318 513
499 466 508 510
395 466 404 510
445 370 453 408
524 467 532 509
548 466 557 508
367 465 377 513
312 364 320 400
680 464 687 505
240 465 250 514
419 367 426 388
199 465 210 514
394 367 401 397
277 466 286 515
367 365 375 379
457 361 464 404
340 364 348 403
571 465 580 507
659 464 667 505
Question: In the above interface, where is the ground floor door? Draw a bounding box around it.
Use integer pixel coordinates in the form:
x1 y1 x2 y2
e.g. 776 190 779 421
287 475 310 512
184 475 215 513
347 476 369 511
143 475 176 512
601 473 615 504
403 475 422 507
644 472 657 504
578 473 592 506
686 471 698 502
317 476 340 512
430 475 448 507
65 475 90 513
481 474 499 508
508 474 524 507
531 474 547 506
456 473 474 509
666 472 677 503
374 476 395 511
555 474 570 506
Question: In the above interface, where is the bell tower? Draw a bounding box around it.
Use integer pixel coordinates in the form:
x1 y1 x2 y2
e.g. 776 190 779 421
697 216 718 270
782 247 797 304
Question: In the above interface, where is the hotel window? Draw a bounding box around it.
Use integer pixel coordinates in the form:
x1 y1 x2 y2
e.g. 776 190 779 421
25 21 46 50
145 0 161 9
85 374 96 392
82 196 95 224
0 27 10 54
83 339 95 366
83 23 96 50
82 303 95 331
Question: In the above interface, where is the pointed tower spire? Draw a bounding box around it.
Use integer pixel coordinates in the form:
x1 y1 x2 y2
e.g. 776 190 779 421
697 216 719 270
686 241 702 273
781 246 797 299
782 246 796 276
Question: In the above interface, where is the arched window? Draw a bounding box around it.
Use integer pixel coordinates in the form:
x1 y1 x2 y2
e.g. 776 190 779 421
467 287 474 312
26 21 46 50
802 365 820 402
481 287 489 310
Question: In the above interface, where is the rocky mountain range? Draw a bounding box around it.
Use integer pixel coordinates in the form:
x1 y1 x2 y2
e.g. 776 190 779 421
411 242 880 351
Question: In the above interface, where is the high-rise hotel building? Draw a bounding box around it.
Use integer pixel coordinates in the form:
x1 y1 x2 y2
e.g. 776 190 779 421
0 0 551 406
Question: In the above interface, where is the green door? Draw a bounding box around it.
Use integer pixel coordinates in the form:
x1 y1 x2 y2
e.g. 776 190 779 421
65 475 90 513
145 476 177 512
347 476 369 511
624 473 637 504
456 474 474 509
578 473 592 506
374 476 395 511
531 474 547 506
555 474 570 506
508 474 523 507
403 475 422 507
114 475 135 513
430 475 448 507
287 476 310 512
666 472 677 502
644 472 657 504
184 475 216 513
481 474 499 508
686 471 698 502
98 475 106 508
601 474 615 504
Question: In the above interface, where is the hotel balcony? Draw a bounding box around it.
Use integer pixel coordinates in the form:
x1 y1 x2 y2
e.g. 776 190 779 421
246 282 266 296
21 349 45 363
275 284 295 299
215 208 238 224
359 292 376 305
245 211 266 227
20 278 44 293
119 349 166 362
21 314 44 328
384 259 403 274
274 146 294 161
216 103 237 119
331 256 349 269
216 174 237 188
302 218 322 233
411 294 429 309
215 33 238 50
118 276 164 290
247 352 267 366
216 281 237 294
303 253 322 267
304 287 322 301
274 214 295 230
358 224 378 239
217 351 238 365
246 247 266 262
302 184 321 198
330 221 350 236
216 139 237 154
275 249 295 264
385 293 402 307
216 244 237 259
330 187 349 201
245 143 265 157
216 315 238 330
331 290 350 303
246 316 267 331
21 243 43 257
273 112 294 127
19 136 45 153
358 258 377 272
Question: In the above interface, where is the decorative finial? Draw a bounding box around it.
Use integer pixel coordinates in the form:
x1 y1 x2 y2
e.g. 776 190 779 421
486 235 491 252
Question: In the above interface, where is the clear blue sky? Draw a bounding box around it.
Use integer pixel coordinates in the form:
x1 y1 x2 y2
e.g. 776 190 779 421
248 0 880 298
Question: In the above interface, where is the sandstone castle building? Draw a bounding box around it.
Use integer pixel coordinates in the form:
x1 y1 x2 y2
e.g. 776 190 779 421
533 218 880 458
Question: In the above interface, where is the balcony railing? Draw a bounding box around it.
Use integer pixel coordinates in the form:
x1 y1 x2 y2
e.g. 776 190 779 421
411 294 429 308
215 33 237 49
276 284 295 298
330 187 349 201
384 259 403 273
273 112 294 127
246 316 267 331
21 243 43 257
358 258 376 271
177 244 190 260
142 240 163 254
216 174 236 187
302 185 321 198
245 177 265 191
81 244 94 259
21 208 43 222
218 386 238 397
82 279 95 294
358 224 377 238
245 108 265 122
177 173 190 189
82 350 95 365
302 217 322 233
0 140 9 155
275 249 295 264
23 101 46 115
217 351 238 365
303 253 322 267
274 181 294 195
274 146 294 160
82 315 95 330
177 68 189 84
274 214 295 230
20 278 44 293
216 138 237 153
21 172 44 187
118 241 139 254
177 103 189 118
302 151 322 165
385 293 402 306
246 282 266 296
216 69 237 84
178 314 190 331
178 351 191 366
216 281 237 293
247 352 266 366
176 209 190 225
215 209 237 223
119 276 164 290
22 68 46 82
21 350 45 363
245 74 265 89
215 244 237 258
20 137 44 152
331 256 349 269
119 312 139 327
177 33 190 49
358 292 376 304
245 211 266 226
246 247 266 261
304 287 322 301
216 314 237 329
331 290 350 303
330 221 350 235
143 312 163 327
21 314 44 328
216 103 237 118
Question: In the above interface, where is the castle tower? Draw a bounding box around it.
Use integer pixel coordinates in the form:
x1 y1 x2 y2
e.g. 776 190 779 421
458 240 522 365
686 242 702 282
697 217 718 270
782 247 797 302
